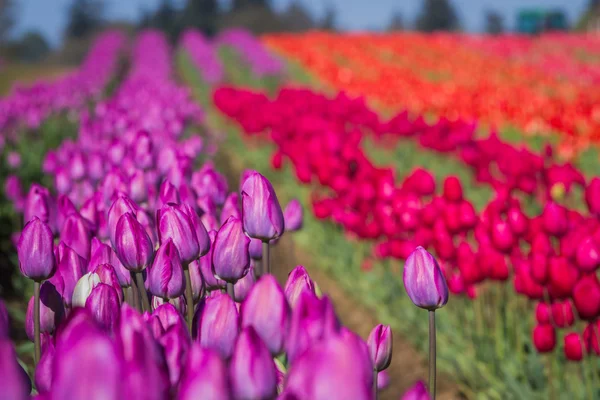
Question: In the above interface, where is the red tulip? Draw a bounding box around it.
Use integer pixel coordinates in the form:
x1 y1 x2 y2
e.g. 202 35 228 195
572 274 600 320
532 324 556 353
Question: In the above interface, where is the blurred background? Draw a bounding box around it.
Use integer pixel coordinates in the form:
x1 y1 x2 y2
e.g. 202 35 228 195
0 0 595 69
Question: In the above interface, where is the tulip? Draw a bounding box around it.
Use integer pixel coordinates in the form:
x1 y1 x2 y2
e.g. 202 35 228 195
5 174 23 210
241 274 290 355
286 292 340 363
180 203 210 257
35 334 54 393
157 203 200 263
18 217 55 281
152 296 187 319
188 258 205 303
92 263 124 303
542 202 568 237
564 332 583 361
442 176 462 202
403 246 448 399
220 192 241 225
54 242 87 307
129 169 149 204
191 163 228 206
197 231 226 291
283 330 373 400
229 327 277 400
193 292 239 359
107 194 139 248
284 265 316 309
179 345 231 400
24 184 54 229
535 302 551 325
548 257 580 299
56 194 77 229
158 180 180 207
533 324 556 353
248 236 263 262
0 339 30 400
284 199 303 232
85 283 120 332
147 239 186 300
158 323 191 387
60 213 92 259
52 311 123 399
234 262 256 302
368 324 393 372
241 171 285 241
401 381 431 400
550 301 575 328
572 274 600 320
72 272 101 308
212 216 250 284
575 237 600 273
490 220 515 253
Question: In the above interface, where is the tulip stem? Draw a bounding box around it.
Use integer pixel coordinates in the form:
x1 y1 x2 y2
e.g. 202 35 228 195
33 281 41 366
262 241 270 276
428 310 437 400
130 272 141 312
125 286 133 306
373 369 378 400
184 266 194 335
227 282 235 300
135 272 150 313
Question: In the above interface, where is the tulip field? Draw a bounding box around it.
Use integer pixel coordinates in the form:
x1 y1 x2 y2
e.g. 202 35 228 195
1 28 600 400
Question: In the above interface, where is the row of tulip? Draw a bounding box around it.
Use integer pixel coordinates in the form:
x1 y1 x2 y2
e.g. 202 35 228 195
218 29 284 78
0 30 126 138
0 29 448 399
213 84 600 396
262 32 600 156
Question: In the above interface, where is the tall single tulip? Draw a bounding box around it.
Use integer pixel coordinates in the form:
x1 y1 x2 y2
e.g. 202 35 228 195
229 327 277 400
107 194 139 248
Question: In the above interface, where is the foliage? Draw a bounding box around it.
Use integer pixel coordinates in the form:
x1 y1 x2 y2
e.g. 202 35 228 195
65 0 105 39
416 0 461 32
485 10 504 35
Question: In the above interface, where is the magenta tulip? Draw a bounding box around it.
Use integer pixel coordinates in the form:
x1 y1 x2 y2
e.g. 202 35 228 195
114 212 154 272
367 324 393 372
212 216 250 283
147 239 186 299
18 217 55 281
193 292 239 359
241 171 285 241
403 247 449 310
178 345 231 400
157 203 200 263
284 198 303 232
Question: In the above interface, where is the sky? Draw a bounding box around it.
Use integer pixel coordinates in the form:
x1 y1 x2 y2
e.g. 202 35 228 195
13 0 588 47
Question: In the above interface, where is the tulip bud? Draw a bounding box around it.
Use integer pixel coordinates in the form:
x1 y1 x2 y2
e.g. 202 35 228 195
548 257 580 299
490 219 515 253
284 265 316 309
180 203 210 257
551 301 575 328
129 170 148 204
248 237 263 260
284 199 303 232
191 163 228 206
543 202 568 237
85 283 120 332
507 207 528 236
147 239 186 299
60 213 92 259
286 292 340 363
72 272 101 308
220 193 241 225
92 263 123 302
114 212 154 272
572 274 600 320
535 302 551 324
35 334 54 393
188 258 205 303
158 323 191 387
107 194 139 247
233 262 256 303
158 180 180 207
57 195 77 229
533 324 556 353
403 247 449 310
367 324 393 372
196 231 226 291
26 281 65 340
89 240 131 287
24 184 54 229
576 237 600 273
18 217 55 281
241 171 285 241
179 345 231 400
193 292 239 358
212 216 250 283
443 176 462 202
401 381 430 400
564 332 583 361
157 203 200 263
230 327 277 400
241 274 290 355
55 242 87 307
0 339 31 400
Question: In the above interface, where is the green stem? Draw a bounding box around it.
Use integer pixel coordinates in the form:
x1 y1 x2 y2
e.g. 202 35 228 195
373 369 378 400
262 241 270 277
227 282 236 301
184 267 194 335
125 286 133 306
129 272 141 312
429 310 437 400
135 272 150 313
33 281 41 366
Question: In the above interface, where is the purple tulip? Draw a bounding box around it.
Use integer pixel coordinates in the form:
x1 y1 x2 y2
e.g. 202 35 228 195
115 212 154 272
88 239 131 287
117 304 170 399
403 247 449 310
56 195 77 228
178 345 231 400
196 231 226 291
148 239 186 299
188 258 205 302
136 209 158 248
220 192 241 225
59 213 92 259
193 292 239 358
284 199 303 232
129 169 149 204
55 242 87 307
80 195 101 233
241 171 284 241
157 203 200 263
85 283 120 332
158 322 191 387
234 262 256 302
241 274 289 355
35 334 54 393
26 281 65 340
0 339 30 400
5 174 23 210
180 203 210 257
248 237 263 260
286 292 340 363
132 131 154 170
52 310 123 399
152 296 187 319
54 167 72 195
18 217 56 281
401 381 431 400
107 194 139 247
378 370 390 390
92 263 124 302
24 184 55 229
284 265 316 309
283 330 373 400
367 324 393 371
159 180 180 207
191 163 228 206
230 327 277 400
87 152 105 182
212 216 250 283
